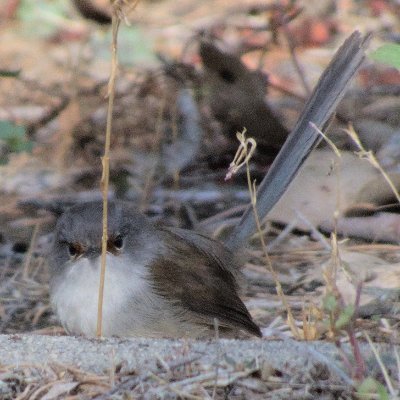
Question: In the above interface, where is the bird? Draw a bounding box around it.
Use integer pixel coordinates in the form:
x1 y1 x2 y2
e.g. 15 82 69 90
50 200 261 337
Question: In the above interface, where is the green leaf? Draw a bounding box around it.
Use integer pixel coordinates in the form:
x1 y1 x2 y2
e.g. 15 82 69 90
17 0 68 38
370 43 400 70
335 304 354 330
90 25 156 66
0 120 33 155
0 121 25 140
377 383 390 400
0 69 21 78
357 377 389 400
323 293 337 312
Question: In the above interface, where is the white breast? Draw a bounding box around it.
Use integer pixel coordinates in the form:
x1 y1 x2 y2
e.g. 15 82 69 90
50 254 186 337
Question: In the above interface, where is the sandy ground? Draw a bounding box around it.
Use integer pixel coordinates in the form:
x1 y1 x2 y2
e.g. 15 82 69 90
1 334 398 398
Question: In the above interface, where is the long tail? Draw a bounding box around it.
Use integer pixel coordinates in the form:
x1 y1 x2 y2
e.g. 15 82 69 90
226 31 370 250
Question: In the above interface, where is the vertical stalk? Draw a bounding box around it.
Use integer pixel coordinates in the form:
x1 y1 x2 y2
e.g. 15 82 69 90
97 14 121 337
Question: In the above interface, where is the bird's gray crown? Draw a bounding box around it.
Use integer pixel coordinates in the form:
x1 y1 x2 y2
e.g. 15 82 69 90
55 200 148 246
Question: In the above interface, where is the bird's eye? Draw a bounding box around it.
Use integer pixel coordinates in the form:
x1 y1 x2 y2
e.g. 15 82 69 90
68 243 81 258
113 235 124 250
107 235 124 254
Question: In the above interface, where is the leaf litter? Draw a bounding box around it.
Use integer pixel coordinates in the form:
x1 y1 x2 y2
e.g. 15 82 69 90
0 0 400 398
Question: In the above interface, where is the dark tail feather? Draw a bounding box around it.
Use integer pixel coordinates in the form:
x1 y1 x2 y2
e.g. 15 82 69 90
226 31 370 250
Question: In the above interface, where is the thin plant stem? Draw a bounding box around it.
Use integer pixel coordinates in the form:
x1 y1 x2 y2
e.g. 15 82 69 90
245 158 301 339
364 332 396 395
227 131 300 338
346 125 400 204
97 13 121 338
281 23 311 96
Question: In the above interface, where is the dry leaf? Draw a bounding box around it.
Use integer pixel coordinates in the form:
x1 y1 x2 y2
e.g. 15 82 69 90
42 382 79 400
268 150 379 229
320 251 400 306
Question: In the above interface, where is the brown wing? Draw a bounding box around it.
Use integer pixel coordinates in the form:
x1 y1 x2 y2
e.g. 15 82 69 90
150 227 261 337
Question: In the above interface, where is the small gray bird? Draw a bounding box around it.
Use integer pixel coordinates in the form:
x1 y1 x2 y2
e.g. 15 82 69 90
50 200 261 337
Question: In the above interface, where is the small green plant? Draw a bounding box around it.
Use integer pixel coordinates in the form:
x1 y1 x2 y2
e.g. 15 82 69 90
322 293 355 333
0 120 33 163
357 377 390 400
370 43 400 70
0 69 20 78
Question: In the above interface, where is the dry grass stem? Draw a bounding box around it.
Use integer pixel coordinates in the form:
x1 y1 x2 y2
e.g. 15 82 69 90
364 332 397 396
111 0 141 23
97 14 121 337
225 129 256 181
395 347 400 386
212 318 221 399
227 131 301 339
346 125 400 204
266 218 298 251
282 25 312 96
294 210 331 250
310 122 342 158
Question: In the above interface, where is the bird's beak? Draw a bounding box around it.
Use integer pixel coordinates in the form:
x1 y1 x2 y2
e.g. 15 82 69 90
85 248 101 260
